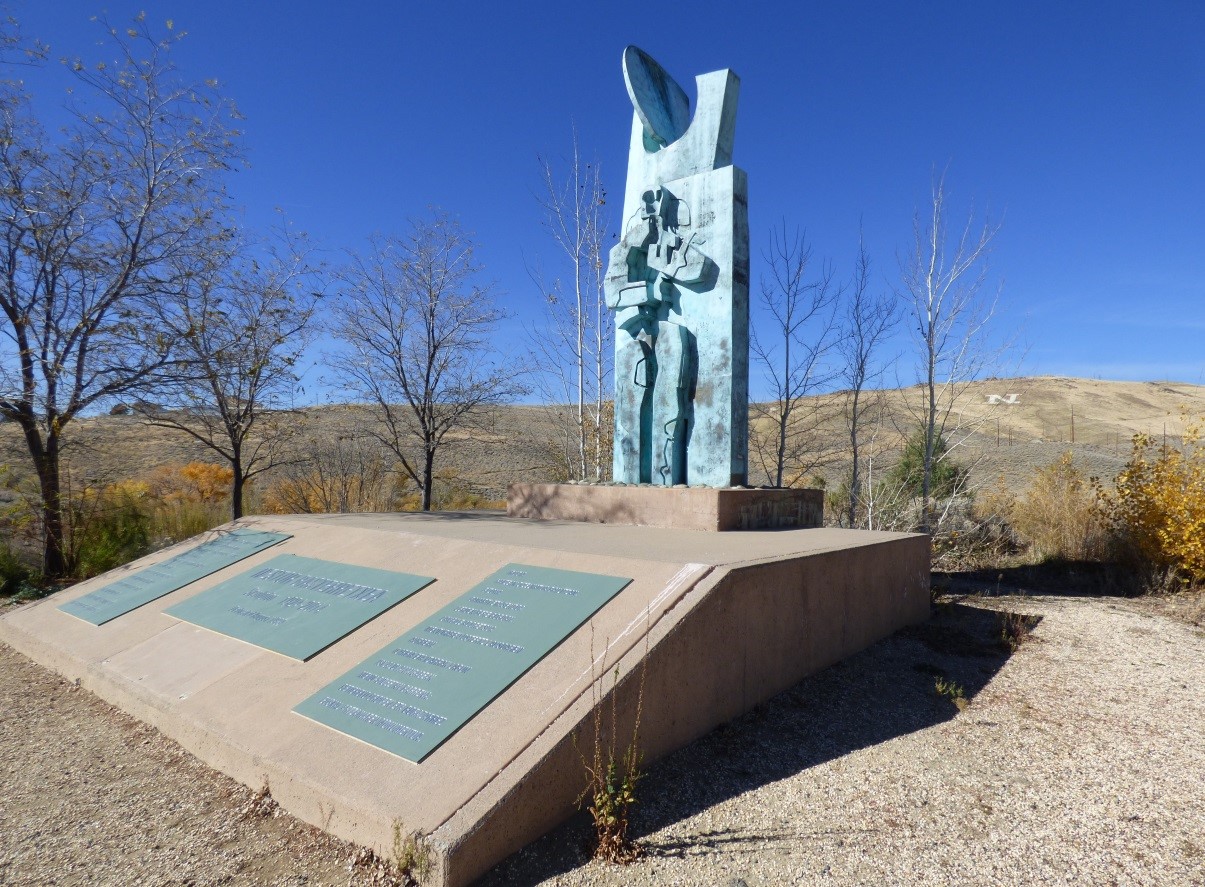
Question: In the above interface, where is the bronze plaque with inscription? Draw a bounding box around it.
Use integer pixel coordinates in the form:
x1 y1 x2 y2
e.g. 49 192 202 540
59 530 290 625
165 554 434 660
293 563 631 762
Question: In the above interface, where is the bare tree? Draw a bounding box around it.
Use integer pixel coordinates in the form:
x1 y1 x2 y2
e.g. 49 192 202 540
139 229 321 520
898 169 1002 530
529 130 612 481
0 13 45 67
838 232 898 526
330 212 527 511
0 15 239 578
750 223 841 487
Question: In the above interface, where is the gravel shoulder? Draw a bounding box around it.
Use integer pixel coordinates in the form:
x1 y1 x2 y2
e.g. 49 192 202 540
3 589 1203 887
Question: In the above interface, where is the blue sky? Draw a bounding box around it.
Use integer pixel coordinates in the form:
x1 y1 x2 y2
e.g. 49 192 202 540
14 0 1205 395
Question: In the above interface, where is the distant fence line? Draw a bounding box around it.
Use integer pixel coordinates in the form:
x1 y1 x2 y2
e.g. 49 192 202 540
979 411 1189 450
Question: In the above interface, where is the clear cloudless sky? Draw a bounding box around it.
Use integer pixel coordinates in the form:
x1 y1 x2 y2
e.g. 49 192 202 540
13 0 1205 398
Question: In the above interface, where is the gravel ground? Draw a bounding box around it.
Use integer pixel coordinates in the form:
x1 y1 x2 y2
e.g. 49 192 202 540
2 589 1203 887
0 628 397 887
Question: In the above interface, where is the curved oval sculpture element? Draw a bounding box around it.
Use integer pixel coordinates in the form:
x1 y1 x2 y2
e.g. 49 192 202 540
623 46 691 147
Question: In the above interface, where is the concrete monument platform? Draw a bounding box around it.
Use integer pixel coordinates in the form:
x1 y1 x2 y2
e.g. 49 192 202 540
0 512 927 886
508 482 823 531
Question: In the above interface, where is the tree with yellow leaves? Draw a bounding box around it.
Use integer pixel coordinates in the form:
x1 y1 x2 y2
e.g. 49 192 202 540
1096 418 1205 584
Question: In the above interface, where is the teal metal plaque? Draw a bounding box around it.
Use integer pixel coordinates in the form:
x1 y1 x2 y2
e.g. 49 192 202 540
165 554 434 661
58 530 291 626
294 563 632 762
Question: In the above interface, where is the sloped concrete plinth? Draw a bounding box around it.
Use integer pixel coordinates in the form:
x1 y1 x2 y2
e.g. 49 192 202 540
507 482 824 531
0 514 927 886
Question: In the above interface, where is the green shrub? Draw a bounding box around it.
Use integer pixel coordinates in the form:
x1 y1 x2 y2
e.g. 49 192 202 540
0 543 35 597
888 428 968 500
150 499 228 546
68 482 151 579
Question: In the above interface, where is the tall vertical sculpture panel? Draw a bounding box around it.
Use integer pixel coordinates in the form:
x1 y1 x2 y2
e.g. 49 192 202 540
606 47 749 488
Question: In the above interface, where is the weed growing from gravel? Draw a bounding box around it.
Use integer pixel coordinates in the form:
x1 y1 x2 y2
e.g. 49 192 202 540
576 630 647 865
348 839 426 887
934 677 968 711
998 611 1040 651
240 778 279 819
391 819 433 884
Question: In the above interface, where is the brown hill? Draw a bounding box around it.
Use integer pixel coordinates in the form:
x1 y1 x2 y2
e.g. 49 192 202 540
776 375 1205 493
1 377 1202 508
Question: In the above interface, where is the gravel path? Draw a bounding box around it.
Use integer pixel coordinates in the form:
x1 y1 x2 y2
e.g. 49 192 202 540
3 591 1203 887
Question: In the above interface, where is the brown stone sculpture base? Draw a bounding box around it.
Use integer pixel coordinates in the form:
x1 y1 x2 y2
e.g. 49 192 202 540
507 482 823 532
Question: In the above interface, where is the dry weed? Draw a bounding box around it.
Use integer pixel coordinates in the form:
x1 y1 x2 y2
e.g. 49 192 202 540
1011 453 1108 561
240 779 279 819
998 610 1040 651
576 629 647 865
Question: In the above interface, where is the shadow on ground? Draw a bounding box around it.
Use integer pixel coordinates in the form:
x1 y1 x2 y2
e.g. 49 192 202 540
935 558 1141 599
480 599 1034 885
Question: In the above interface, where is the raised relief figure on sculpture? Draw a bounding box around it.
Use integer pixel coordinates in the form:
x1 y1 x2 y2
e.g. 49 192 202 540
606 47 750 488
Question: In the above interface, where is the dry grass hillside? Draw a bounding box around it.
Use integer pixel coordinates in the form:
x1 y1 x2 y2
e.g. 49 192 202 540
1 376 1202 511
776 375 1205 494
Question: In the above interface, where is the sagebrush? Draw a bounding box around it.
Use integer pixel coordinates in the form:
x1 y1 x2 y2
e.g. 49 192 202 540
1006 452 1108 562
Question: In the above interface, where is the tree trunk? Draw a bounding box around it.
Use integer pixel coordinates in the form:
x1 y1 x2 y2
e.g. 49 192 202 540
422 451 434 512
923 370 936 534
37 433 67 580
848 389 861 527
576 261 587 482
776 411 787 488
231 451 245 520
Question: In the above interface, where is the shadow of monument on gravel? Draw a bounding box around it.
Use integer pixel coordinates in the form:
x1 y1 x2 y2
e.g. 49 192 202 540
479 601 1030 885
935 557 1144 599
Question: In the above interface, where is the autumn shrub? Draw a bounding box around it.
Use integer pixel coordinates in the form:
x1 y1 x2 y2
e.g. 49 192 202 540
260 437 397 515
184 463 234 507
144 462 232 543
1010 452 1108 562
1096 421 1205 584
261 470 395 514
396 469 505 513
262 472 388 514
970 474 1014 524
0 462 234 583
67 479 152 578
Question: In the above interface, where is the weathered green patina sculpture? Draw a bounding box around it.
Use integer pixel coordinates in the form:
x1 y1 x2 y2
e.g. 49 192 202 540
606 47 749 487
